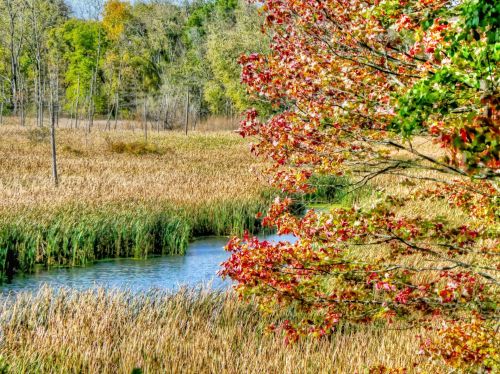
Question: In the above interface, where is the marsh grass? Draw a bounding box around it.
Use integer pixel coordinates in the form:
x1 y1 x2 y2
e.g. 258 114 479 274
104 137 165 155
0 125 350 279
0 130 479 373
0 199 271 279
3 197 273 272
0 126 273 278
0 287 443 373
0 207 190 276
25 126 50 144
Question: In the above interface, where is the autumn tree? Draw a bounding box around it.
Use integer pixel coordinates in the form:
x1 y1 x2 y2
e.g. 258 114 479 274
0 0 268 128
221 0 498 370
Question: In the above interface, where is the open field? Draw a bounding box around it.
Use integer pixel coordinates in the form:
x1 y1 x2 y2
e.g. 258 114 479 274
0 125 270 277
0 287 444 373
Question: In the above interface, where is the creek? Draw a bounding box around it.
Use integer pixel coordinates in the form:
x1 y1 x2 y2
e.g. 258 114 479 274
1 234 293 294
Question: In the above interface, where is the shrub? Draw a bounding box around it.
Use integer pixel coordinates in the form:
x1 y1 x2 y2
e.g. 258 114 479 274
26 127 50 144
105 137 165 155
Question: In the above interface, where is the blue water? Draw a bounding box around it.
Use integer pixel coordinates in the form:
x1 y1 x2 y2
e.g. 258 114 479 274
1 234 294 294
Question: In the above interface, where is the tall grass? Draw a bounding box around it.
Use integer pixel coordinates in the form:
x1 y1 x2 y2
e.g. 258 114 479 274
0 199 271 279
0 126 272 279
0 125 357 279
0 208 187 276
0 287 443 373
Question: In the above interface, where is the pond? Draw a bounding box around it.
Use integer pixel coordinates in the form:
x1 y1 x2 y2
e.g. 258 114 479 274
1 234 294 294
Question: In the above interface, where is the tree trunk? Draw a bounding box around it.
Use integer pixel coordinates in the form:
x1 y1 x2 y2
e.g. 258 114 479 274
0 81 4 125
55 71 60 128
143 97 148 142
162 95 169 130
86 80 94 134
36 57 43 127
87 27 102 132
50 92 58 187
19 76 25 126
114 92 119 130
70 100 75 129
75 76 80 129
7 2 19 118
105 102 113 130
114 59 122 130
184 88 189 136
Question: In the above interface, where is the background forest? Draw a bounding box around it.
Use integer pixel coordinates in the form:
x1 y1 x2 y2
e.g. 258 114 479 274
0 0 268 130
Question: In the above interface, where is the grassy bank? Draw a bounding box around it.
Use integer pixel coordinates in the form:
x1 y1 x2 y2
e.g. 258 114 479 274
0 199 270 278
0 126 271 278
0 287 442 373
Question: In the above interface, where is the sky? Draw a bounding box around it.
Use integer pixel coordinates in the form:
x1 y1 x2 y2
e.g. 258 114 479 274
64 0 189 18
66 0 141 19
65 0 183 19
65 0 105 19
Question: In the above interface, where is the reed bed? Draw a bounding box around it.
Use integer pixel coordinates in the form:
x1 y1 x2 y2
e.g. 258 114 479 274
0 126 270 278
0 287 443 373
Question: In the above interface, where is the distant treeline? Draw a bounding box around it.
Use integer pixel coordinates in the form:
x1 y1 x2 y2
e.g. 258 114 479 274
0 0 269 129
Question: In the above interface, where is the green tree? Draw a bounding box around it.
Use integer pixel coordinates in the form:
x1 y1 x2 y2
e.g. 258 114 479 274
205 2 269 115
53 19 107 127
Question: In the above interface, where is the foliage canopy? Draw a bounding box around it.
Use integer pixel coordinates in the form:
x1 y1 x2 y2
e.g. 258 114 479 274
221 0 499 370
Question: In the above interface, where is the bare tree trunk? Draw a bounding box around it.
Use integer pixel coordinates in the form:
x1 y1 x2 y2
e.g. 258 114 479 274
86 80 94 134
75 75 80 129
157 111 160 133
114 59 122 130
19 76 25 126
6 0 21 118
20 101 25 126
193 113 198 131
55 69 60 128
105 102 113 130
41 78 46 126
50 89 58 187
184 87 189 136
173 100 179 129
0 81 4 125
87 27 102 133
113 92 119 130
143 97 148 142
70 100 74 129
37 59 43 127
48 89 52 127
162 95 170 130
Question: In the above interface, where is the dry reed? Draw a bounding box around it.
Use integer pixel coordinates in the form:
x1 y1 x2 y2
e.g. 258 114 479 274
0 287 445 373
0 125 270 277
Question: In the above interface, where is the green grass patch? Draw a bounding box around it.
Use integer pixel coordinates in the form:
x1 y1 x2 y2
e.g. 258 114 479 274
105 137 167 155
301 174 371 209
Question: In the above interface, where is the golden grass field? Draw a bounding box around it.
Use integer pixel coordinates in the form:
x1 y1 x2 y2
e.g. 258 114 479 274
0 125 272 273
0 287 444 373
0 124 265 213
